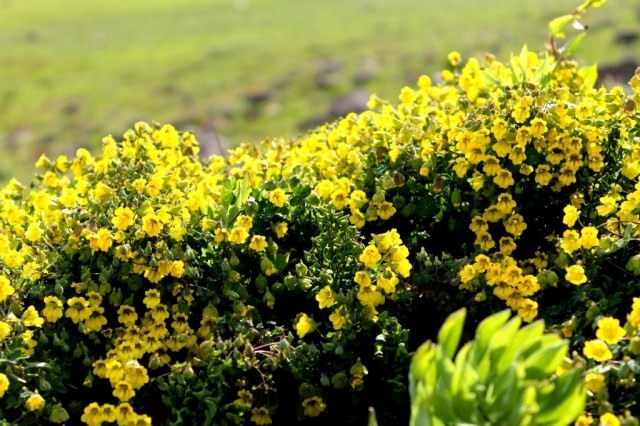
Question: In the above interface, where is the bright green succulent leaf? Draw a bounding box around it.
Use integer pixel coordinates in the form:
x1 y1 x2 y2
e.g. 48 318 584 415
523 341 568 381
548 14 575 39
437 308 467 359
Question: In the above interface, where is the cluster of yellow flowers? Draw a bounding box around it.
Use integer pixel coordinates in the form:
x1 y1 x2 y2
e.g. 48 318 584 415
0 44 639 423
576 298 640 426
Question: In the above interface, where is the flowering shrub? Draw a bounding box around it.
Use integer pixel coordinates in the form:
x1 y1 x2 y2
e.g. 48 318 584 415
0 3 639 423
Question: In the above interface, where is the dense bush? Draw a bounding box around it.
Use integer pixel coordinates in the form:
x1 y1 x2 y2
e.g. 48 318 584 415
0 4 639 424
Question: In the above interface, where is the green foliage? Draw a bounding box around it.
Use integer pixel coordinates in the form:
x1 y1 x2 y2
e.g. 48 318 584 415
409 309 585 426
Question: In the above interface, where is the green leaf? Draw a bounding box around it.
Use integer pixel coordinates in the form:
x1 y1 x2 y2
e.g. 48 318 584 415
235 176 251 209
523 341 568 380
561 32 587 58
437 308 466 359
368 407 378 426
548 15 574 39
537 369 585 425
473 310 510 363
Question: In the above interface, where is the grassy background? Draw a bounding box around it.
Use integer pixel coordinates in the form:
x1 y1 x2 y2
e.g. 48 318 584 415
0 0 638 182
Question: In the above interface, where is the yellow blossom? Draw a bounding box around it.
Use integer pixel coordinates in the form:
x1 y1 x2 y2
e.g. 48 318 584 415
563 205 579 227
579 226 599 249
599 413 620 426
273 222 288 238
22 305 44 328
302 396 327 417
596 317 626 345
583 339 612 362
359 245 382 268
0 275 15 302
565 264 587 285
585 371 605 393
315 286 336 309
249 235 268 252
0 373 9 398
112 207 136 231
0 322 11 340
295 313 315 338
26 393 45 411
250 407 272 425
268 188 288 208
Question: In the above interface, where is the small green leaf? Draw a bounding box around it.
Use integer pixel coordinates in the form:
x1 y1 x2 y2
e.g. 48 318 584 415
548 14 575 39
561 32 587 58
437 308 466 359
523 341 568 380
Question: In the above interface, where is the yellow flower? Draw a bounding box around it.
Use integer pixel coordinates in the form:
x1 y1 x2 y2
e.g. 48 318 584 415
565 264 587 285
88 228 113 252
26 393 45 411
574 414 594 426
503 214 527 236
302 396 327 417
249 235 268 252
142 212 163 237
315 286 336 309
560 230 581 253
583 339 612 362
273 222 288 238
0 275 15 303
295 314 315 338
85 308 108 332
493 169 514 189
517 299 538 322
377 269 399 294
0 321 11 340
329 307 348 330
579 226 599 249
228 226 249 244
354 271 372 287
115 403 136 425
268 188 288 208
447 50 462 66
65 297 91 323
563 205 579 227
596 317 626 345
359 245 382 268
377 201 396 220
113 381 135 401
585 371 605 393
22 305 44 328
236 214 253 231
81 402 104 426
117 305 138 326
112 207 136 231
143 289 161 309
599 413 620 426
25 223 42 242
250 407 272 425
0 373 9 398
42 296 63 323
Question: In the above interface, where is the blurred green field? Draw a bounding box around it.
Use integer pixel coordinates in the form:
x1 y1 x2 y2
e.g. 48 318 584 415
0 0 638 182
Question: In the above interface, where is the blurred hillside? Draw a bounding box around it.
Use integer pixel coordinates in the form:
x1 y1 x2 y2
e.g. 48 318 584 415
0 0 638 182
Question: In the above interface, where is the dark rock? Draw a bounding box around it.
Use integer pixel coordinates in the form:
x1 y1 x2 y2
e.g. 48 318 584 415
314 57 343 89
615 30 639 45
245 86 272 104
353 57 379 86
193 122 228 158
328 90 369 118
299 90 370 132
598 59 638 85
